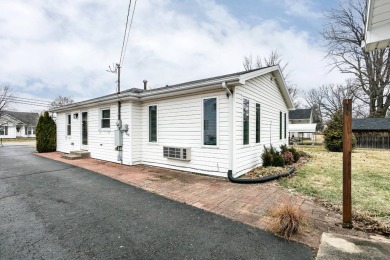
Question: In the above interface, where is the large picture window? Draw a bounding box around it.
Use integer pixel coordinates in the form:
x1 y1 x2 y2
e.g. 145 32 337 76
243 99 249 145
0 126 8 136
149 105 157 142
101 109 110 129
256 103 260 143
203 98 217 145
67 114 71 135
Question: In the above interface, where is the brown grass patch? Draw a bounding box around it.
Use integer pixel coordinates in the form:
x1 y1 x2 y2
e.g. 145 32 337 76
270 203 305 239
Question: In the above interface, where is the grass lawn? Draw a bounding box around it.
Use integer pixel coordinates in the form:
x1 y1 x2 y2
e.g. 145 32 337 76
280 145 390 226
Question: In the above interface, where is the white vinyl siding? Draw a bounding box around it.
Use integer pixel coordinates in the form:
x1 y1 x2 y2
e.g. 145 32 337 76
139 90 229 177
234 74 288 175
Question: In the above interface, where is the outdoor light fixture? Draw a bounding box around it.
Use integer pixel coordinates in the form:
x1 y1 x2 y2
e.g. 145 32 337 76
73 113 79 119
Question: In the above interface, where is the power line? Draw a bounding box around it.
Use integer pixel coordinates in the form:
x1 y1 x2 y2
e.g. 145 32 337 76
119 0 133 65
7 100 50 107
8 96 51 104
121 0 138 66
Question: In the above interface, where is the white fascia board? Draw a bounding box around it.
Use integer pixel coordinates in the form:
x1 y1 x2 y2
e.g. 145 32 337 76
139 77 240 99
50 93 139 113
238 65 278 85
239 65 294 109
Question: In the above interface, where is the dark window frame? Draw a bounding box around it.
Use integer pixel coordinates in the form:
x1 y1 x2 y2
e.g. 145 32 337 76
149 105 158 143
279 111 282 140
256 103 261 143
284 113 287 139
67 114 71 135
203 97 217 146
243 98 250 145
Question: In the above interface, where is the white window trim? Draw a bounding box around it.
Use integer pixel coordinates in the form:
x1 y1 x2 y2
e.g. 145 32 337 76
66 114 71 136
242 97 250 146
148 104 158 144
0 125 7 136
100 108 111 131
201 96 219 149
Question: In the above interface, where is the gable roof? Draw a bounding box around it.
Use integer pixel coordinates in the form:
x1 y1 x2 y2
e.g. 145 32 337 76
352 118 390 131
289 108 312 120
51 65 294 112
1 111 39 125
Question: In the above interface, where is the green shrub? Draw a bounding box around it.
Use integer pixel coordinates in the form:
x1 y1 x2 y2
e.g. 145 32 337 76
261 146 274 167
273 154 285 167
280 144 289 153
287 146 300 162
324 110 356 152
36 111 56 153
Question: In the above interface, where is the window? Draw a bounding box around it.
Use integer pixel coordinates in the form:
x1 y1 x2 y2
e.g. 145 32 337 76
284 113 287 139
25 126 34 135
280 111 282 140
149 105 157 142
203 98 217 145
101 109 110 129
256 103 260 143
67 114 71 135
243 99 249 145
0 126 8 136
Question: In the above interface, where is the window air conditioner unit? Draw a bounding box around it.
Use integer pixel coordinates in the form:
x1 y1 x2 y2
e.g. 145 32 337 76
163 146 191 161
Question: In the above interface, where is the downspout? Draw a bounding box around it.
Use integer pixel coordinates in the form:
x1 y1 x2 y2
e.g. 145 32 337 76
222 82 234 176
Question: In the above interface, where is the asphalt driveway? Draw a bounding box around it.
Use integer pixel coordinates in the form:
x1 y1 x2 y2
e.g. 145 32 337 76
0 145 313 259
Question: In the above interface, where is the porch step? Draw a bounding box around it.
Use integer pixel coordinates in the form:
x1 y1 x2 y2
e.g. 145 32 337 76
70 150 90 158
61 150 90 160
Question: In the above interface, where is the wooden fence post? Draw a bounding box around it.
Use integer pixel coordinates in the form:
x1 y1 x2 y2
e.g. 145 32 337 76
343 99 353 228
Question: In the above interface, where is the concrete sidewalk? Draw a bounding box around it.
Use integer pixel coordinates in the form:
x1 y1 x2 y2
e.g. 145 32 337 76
36 152 383 251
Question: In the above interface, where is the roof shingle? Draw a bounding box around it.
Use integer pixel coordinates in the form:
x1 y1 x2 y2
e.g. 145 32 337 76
2 111 39 125
289 109 312 120
352 118 390 131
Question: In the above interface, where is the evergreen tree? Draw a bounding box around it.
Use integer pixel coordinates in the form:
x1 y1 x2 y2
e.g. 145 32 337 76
36 111 56 152
324 110 356 152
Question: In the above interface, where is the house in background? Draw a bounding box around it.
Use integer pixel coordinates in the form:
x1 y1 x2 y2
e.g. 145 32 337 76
352 118 390 149
51 65 294 177
0 111 39 138
288 108 317 143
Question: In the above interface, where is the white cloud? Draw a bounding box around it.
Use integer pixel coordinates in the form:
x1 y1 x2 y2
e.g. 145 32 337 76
0 0 347 111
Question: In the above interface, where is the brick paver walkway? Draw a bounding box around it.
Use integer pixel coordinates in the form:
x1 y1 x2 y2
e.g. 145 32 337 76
36 152 370 250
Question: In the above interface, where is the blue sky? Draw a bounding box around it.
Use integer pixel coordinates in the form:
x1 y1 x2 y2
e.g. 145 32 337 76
0 0 346 111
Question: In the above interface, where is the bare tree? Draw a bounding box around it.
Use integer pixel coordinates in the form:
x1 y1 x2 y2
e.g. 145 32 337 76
49 96 74 109
0 86 12 118
322 0 390 117
243 50 300 107
304 81 367 125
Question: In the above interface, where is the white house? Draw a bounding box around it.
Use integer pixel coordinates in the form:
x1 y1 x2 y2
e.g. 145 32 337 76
51 65 294 177
288 108 317 141
0 111 39 139
363 0 390 51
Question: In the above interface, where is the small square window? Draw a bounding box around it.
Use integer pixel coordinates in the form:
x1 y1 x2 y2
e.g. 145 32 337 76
101 109 110 129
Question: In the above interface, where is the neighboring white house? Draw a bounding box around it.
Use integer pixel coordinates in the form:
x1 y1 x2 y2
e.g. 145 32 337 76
288 108 317 142
0 111 39 138
51 65 294 177
363 0 390 51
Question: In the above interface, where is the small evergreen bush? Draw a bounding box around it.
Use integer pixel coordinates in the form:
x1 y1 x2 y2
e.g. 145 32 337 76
324 110 356 152
273 154 285 167
36 111 56 153
261 146 273 167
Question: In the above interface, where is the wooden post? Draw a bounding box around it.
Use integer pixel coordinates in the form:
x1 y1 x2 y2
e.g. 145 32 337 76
343 99 352 228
